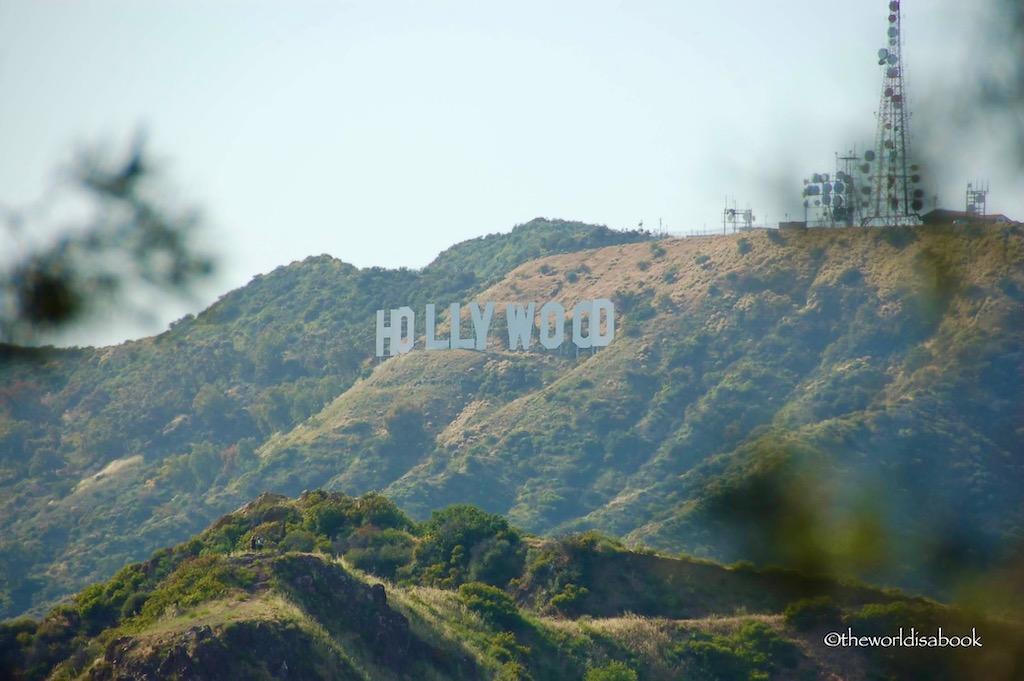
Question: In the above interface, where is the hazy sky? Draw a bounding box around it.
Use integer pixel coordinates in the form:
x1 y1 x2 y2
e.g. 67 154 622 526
1 1 1018 344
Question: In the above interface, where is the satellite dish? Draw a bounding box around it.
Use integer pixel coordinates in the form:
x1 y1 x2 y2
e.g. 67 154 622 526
887 54 898 65
823 195 832 206
812 173 822 183
823 173 830 182
911 174 922 183
823 183 832 194
864 150 875 161
862 186 872 196
911 164 919 171
814 199 821 206
889 13 897 23
890 0 900 11
887 67 899 78
860 163 871 174
834 181 846 194
914 188 925 198
912 199 924 211
878 48 889 59
834 195 844 208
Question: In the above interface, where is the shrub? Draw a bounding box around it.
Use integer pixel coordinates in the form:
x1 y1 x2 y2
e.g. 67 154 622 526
413 504 521 588
673 621 799 679
343 527 415 580
459 582 523 631
139 555 254 621
585 660 638 681
737 237 753 255
280 529 317 553
119 591 150 620
550 583 589 615
838 267 864 285
784 595 842 630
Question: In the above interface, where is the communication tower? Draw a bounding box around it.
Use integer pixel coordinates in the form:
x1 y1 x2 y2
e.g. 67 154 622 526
722 198 755 233
802 150 872 227
861 0 925 226
966 181 988 216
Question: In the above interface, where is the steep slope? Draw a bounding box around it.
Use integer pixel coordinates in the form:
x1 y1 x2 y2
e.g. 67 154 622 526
4 492 1021 680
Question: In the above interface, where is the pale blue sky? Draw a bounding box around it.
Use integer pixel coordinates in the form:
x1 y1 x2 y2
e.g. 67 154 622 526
0 1 1016 344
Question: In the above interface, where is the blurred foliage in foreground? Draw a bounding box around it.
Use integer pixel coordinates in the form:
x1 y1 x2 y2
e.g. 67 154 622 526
0 132 214 346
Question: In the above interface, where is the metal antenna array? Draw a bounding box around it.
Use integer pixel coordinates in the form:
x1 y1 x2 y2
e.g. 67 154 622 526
966 181 989 217
801 150 873 227
722 198 755 233
862 0 924 225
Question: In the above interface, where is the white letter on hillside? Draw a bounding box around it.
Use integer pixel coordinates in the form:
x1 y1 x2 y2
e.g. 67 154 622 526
425 304 449 350
506 302 536 350
450 303 475 350
376 307 415 356
470 302 495 351
572 299 593 349
539 301 565 350
591 298 615 347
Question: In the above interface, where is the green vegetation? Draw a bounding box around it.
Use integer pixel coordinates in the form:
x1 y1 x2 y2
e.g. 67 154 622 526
2 490 1021 680
0 220 1022 679
0 218 650 619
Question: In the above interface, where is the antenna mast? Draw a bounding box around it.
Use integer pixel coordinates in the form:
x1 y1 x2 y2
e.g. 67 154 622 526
862 0 924 226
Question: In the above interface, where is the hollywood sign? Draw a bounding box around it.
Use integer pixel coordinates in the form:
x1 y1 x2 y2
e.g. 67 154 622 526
376 299 615 357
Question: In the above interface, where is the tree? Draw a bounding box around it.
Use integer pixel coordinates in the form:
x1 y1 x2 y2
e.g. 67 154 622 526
0 132 214 347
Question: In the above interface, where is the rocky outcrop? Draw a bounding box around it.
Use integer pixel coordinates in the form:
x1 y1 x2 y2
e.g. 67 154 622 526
271 553 411 669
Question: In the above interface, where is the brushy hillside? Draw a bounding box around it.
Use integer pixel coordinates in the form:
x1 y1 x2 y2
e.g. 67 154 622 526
251 223 1024 609
1 219 1023 627
4 491 1022 680
0 218 650 619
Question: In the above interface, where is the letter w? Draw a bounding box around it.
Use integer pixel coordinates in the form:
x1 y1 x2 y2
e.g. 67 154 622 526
506 303 536 350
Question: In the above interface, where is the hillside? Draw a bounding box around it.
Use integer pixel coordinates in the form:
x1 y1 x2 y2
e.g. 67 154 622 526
2 219 1023 624
4 491 1021 680
0 218 650 619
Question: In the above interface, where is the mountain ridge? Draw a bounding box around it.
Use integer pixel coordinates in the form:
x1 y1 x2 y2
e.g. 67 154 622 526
6 490 1022 680
1 218 1022 624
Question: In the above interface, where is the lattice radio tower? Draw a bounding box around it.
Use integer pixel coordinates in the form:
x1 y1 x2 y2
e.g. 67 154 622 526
862 0 925 225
